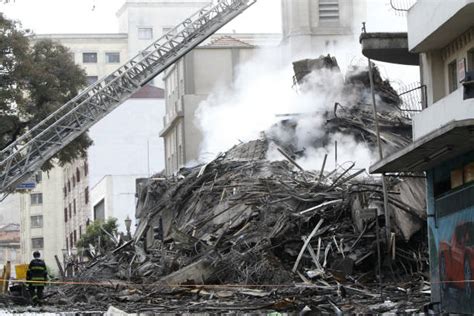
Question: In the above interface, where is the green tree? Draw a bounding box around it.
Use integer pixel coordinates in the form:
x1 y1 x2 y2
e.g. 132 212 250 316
0 13 92 169
77 218 119 257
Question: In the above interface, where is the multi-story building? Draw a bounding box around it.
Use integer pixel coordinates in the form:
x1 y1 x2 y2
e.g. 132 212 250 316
63 159 90 251
19 167 66 275
368 0 474 313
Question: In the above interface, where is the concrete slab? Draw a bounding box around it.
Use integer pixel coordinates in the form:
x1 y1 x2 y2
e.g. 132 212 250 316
360 32 419 66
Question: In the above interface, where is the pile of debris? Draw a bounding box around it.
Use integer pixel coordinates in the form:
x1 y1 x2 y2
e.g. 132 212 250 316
42 138 429 313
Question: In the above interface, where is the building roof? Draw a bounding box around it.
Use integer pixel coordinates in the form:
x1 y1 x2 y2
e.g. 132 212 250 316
370 119 474 173
204 35 254 48
131 85 164 99
0 223 20 232
33 33 128 40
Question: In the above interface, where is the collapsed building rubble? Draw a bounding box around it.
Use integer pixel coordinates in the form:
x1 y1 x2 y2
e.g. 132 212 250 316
4 56 430 313
41 141 429 313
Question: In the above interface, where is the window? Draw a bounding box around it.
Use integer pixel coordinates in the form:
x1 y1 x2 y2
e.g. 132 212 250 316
435 160 474 198
30 193 43 205
84 162 88 176
163 27 177 37
68 180 71 192
451 168 463 189
79 226 82 237
35 172 42 184
69 203 72 218
64 208 68 223
72 175 76 187
138 27 153 40
468 49 474 72
73 230 77 243
66 237 68 250
63 186 67 198
73 199 76 215
464 162 474 183
82 52 97 63
70 233 73 248
31 215 43 228
319 0 339 23
31 238 44 249
105 52 120 63
448 60 458 93
76 168 81 183
94 199 105 221
85 187 89 204
86 76 98 85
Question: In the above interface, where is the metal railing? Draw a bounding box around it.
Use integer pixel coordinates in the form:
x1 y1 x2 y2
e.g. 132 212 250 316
397 83 426 118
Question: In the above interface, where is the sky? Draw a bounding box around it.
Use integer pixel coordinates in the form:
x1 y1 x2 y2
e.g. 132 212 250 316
0 0 282 34
0 0 409 35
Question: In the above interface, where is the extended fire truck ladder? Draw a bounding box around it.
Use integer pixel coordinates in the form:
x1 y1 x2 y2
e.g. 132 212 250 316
0 0 256 195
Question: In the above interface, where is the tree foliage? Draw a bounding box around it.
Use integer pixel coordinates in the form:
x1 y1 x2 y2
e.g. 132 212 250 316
0 13 92 169
77 218 119 256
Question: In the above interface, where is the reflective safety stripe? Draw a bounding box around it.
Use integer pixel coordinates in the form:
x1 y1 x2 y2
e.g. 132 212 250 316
30 266 46 270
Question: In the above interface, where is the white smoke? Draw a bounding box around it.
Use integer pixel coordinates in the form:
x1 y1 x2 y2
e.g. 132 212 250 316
195 47 379 172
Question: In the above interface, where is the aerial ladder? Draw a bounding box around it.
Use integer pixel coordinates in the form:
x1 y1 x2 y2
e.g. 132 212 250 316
0 0 256 196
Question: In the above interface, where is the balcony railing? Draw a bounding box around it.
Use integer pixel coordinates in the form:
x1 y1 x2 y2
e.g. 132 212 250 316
397 83 426 118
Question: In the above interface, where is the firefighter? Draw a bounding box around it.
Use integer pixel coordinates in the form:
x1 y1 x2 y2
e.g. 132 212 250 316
26 251 48 305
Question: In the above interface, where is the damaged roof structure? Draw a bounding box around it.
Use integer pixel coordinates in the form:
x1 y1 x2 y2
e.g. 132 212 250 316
8 56 430 314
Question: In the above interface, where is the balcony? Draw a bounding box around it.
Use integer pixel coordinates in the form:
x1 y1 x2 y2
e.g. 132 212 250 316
408 0 474 52
412 88 474 139
360 32 419 66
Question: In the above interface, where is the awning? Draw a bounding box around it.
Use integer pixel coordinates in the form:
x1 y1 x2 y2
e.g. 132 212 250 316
370 119 474 173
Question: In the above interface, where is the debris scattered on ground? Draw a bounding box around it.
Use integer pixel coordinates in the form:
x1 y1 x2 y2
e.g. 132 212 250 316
42 138 428 313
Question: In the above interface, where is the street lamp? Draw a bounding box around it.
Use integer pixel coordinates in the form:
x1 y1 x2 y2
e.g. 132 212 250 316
124 215 132 239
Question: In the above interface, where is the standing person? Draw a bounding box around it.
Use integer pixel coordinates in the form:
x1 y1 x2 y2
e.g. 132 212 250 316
26 251 48 305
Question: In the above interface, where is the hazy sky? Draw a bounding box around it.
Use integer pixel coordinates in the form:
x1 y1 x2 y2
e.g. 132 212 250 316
0 0 408 35
0 0 282 34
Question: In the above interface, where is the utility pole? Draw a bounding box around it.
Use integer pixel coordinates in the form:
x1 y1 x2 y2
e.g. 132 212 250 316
363 22 392 244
